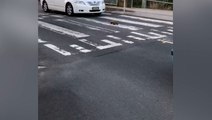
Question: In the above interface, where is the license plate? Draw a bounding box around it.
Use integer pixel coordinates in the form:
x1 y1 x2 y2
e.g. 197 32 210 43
92 7 99 10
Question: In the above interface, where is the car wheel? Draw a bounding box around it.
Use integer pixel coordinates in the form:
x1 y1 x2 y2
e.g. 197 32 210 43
66 3 74 16
42 1 49 12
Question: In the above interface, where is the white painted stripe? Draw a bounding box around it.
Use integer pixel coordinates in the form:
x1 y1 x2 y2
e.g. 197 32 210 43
127 35 146 41
107 35 134 44
167 29 173 32
100 16 162 28
79 39 99 47
97 40 122 50
38 66 46 69
38 21 89 38
77 18 142 31
38 39 47 43
70 44 92 53
44 44 71 56
131 32 154 39
107 35 121 40
151 29 173 35
122 40 134 44
86 26 101 31
120 15 173 25
157 39 173 44
79 39 122 50
148 32 167 38
161 31 173 35
131 32 166 39
55 19 119 33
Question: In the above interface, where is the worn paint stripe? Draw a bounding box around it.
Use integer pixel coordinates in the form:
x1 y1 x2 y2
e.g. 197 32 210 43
131 32 166 39
97 40 122 50
127 35 146 41
167 26 173 29
107 35 121 40
44 44 71 56
107 35 134 44
120 15 173 25
70 44 92 53
38 21 89 38
161 31 173 35
55 19 119 33
77 18 142 31
148 32 167 38
157 39 173 44
100 16 162 28
151 29 159 32
131 32 155 39
122 40 134 44
79 39 122 50
79 39 99 47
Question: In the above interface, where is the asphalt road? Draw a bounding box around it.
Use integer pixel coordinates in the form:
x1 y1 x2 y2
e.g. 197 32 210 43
38 6 173 120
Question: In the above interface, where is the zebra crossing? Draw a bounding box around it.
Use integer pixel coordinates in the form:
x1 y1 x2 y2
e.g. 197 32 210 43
39 13 173 57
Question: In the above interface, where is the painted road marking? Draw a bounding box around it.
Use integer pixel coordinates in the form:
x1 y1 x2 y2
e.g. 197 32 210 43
127 35 146 41
38 39 47 43
148 32 167 38
86 26 101 31
157 39 173 44
131 32 154 39
120 15 173 25
122 40 134 44
167 29 173 32
79 39 99 47
107 35 134 44
97 40 122 50
44 44 71 56
100 16 162 28
161 31 173 35
38 66 46 69
168 26 173 29
70 44 92 53
77 18 142 31
131 32 166 39
55 19 119 33
107 35 121 40
38 21 90 38
151 29 173 35
79 39 122 50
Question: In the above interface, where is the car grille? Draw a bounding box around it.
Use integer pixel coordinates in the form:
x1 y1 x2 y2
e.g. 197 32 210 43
87 1 100 6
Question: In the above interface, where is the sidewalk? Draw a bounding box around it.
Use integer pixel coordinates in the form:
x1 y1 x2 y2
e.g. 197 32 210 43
106 6 173 21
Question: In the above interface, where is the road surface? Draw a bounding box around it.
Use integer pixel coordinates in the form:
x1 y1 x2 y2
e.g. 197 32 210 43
38 6 173 120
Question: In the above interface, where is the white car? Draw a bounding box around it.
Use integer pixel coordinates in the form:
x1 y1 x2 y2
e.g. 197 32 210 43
40 0 105 16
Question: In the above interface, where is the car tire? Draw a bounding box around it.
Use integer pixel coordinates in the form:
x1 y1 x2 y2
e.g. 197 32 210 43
66 3 74 16
42 1 49 12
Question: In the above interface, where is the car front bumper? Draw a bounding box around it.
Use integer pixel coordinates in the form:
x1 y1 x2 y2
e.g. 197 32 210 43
73 4 105 13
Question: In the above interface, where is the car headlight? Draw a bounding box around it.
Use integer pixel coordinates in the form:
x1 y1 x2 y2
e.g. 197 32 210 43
75 1 86 5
